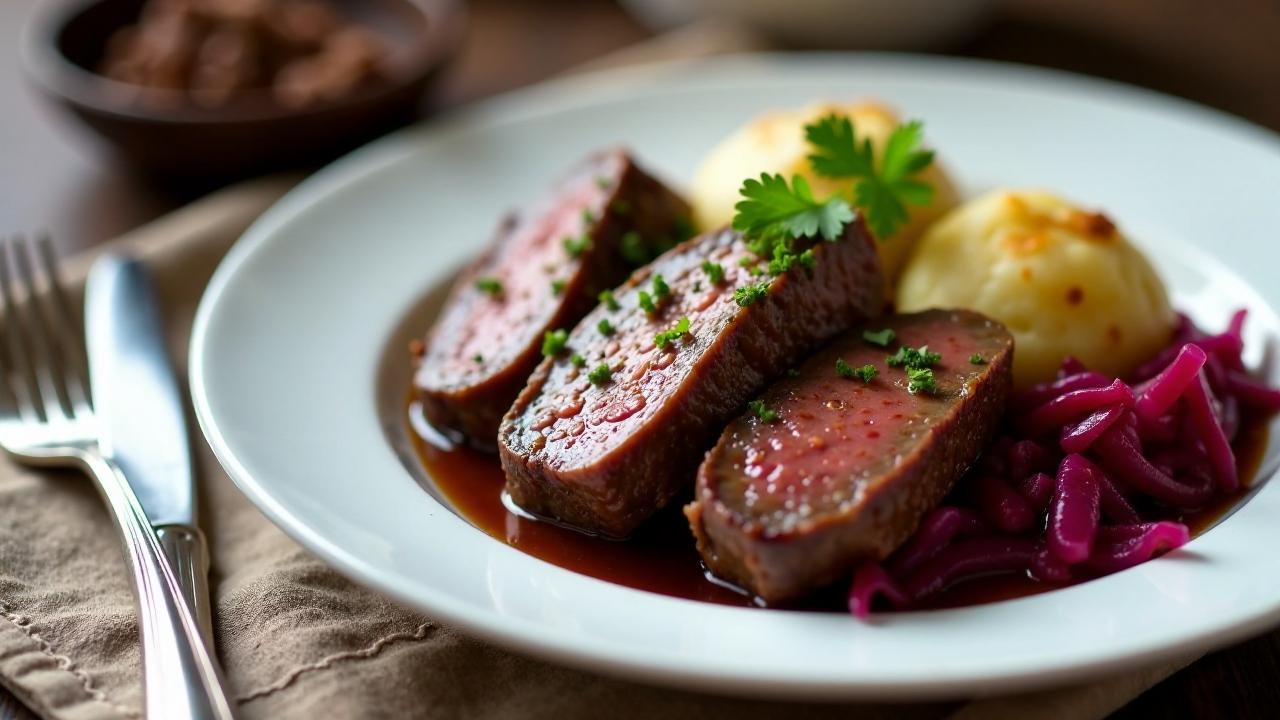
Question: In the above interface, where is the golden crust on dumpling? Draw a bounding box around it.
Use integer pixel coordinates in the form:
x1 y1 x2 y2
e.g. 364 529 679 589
896 189 1175 388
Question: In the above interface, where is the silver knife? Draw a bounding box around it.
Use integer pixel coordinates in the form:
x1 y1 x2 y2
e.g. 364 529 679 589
85 254 214 647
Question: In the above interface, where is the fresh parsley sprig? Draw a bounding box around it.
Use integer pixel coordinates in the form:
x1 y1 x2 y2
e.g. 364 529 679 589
803 114 936 238
805 114 936 239
732 173 854 245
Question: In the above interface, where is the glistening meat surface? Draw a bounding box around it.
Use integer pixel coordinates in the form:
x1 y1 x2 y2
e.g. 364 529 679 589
688 310 1014 603
499 222 883 537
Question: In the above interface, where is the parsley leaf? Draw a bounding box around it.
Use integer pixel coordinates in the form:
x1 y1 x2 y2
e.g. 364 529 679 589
906 366 939 395
733 281 770 307
732 173 854 244
653 316 691 350
620 232 649 266
638 290 656 314
587 363 612 385
862 328 896 347
594 176 612 190
701 260 725 284
805 114 936 239
563 235 591 258
747 399 780 423
550 279 566 296
570 353 586 367
651 274 671 298
835 359 878 382
472 353 484 364
474 277 503 297
969 354 986 365
541 329 568 357
887 345 941 369
597 318 615 336
611 199 630 215
598 289 620 311
581 208 597 225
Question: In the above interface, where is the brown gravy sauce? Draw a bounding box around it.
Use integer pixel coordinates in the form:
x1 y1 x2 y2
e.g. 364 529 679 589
408 402 1271 612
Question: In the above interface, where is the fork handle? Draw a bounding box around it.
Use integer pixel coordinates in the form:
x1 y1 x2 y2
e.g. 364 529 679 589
157 525 215 648
83 453 236 720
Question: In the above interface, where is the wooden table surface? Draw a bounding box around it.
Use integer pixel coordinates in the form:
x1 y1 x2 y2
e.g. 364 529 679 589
2 0 1278 717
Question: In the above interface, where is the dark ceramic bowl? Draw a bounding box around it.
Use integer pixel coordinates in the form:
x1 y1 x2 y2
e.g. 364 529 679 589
21 0 466 179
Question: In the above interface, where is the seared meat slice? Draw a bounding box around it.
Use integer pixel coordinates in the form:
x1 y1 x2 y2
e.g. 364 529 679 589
414 149 690 450
499 221 883 537
688 310 1013 604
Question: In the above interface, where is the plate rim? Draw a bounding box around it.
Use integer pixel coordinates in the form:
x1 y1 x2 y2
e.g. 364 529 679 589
190 51 1280 700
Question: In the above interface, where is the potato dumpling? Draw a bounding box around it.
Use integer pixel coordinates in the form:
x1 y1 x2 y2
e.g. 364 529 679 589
690 101 958 288
896 189 1175 388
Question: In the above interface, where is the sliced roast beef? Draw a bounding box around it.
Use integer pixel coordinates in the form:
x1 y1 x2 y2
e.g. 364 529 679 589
498 221 884 538
413 149 690 450
687 310 1013 604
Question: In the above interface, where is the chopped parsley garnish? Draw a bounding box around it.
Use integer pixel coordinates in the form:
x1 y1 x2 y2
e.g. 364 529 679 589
733 281 770 307
651 274 670 298
587 363 612 385
611 199 630 215
541 329 568 357
787 368 801 378
748 399 780 423
653 316 690 350
563 234 591 258
862 328 896 346
693 280 702 292
747 265 765 276
472 354 483 363
835 358 856 379
474 277 503 297
638 290 657 314
550 279 566 296
887 345 941 369
599 289 620 311
594 176 612 190
969 354 986 365
570 353 586 367
766 241 817 275
581 208 597 225
732 173 854 245
906 367 939 395
836 358 878 381
597 318 615 336
737 257 756 267
620 231 649 265
805 114 936 239
701 260 725 284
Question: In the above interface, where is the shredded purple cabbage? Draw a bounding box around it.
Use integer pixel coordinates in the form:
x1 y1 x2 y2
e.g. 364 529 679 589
848 309 1275 618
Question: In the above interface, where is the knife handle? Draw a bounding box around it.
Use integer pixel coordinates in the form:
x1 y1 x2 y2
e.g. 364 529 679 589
158 525 215 649
83 453 236 720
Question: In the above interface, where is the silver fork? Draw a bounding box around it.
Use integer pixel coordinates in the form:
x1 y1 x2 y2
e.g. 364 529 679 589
0 236 235 720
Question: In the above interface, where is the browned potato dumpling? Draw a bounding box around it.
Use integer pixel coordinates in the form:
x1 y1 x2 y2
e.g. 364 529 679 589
896 189 1175 387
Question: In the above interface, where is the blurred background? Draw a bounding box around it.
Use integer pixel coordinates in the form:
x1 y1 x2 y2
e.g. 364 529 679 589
0 1 1278 717
2 0 1278 258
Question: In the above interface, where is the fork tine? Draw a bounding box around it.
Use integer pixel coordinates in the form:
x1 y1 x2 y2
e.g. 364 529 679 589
36 235 91 417
0 238 43 423
9 236 70 423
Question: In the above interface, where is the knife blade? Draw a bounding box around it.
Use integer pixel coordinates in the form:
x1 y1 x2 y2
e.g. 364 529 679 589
85 254 213 644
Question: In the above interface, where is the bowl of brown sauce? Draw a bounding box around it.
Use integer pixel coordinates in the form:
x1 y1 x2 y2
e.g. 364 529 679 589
21 0 465 179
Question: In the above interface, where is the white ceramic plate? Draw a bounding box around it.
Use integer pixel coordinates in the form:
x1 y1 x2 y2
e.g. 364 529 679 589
190 54 1280 700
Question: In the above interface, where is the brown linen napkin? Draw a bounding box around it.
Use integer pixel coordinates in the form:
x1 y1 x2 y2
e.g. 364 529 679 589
0 170 1203 720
